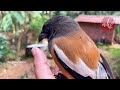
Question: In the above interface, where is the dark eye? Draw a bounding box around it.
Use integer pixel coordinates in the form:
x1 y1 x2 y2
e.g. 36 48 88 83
44 27 49 33
44 29 48 33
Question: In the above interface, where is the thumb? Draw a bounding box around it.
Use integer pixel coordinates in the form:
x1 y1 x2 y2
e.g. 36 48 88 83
31 47 55 79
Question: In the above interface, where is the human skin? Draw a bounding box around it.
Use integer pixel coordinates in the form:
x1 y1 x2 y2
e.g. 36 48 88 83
32 47 61 79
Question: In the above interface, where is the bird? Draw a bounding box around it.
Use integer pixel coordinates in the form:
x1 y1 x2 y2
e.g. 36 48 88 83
38 15 114 79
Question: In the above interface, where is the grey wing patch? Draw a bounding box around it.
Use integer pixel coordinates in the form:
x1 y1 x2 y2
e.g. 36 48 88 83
96 62 109 79
100 53 115 79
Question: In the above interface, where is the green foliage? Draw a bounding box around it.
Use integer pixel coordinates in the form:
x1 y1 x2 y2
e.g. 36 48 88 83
0 11 25 33
115 25 120 34
28 12 49 42
0 34 15 62
1 13 12 31
29 14 49 32
106 46 120 78
115 34 120 44
97 44 120 78
0 34 9 59
96 42 105 46
97 44 120 58
113 11 120 16
11 11 25 25
54 11 67 16
114 25 120 44
0 34 16 62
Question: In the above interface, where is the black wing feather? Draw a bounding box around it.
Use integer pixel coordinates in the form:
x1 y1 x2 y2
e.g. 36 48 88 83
100 53 115 79
54 50 92 79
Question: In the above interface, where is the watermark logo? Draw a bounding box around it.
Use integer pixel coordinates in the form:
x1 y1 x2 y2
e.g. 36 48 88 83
100 17 116 31
7 61 26 64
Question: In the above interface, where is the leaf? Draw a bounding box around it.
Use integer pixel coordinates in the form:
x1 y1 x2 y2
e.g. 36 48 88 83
0 46 4 49
0 51 4 58
21 11 25 18
12 11 25 25
31 11 42 18
1 13 12 30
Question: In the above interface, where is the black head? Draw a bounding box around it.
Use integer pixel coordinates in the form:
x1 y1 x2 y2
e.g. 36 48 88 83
38 15 80 42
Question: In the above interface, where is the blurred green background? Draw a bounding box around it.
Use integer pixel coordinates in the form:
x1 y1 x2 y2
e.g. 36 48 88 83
0 11 120 79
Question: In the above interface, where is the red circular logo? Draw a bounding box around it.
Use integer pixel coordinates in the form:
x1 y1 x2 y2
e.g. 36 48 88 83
100 17 116 31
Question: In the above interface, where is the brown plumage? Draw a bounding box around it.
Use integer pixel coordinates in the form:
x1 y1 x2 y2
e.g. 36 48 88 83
38 15 114 79
54 30 100 70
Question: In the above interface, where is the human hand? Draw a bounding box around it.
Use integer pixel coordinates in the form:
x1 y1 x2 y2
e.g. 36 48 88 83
31 47 66 79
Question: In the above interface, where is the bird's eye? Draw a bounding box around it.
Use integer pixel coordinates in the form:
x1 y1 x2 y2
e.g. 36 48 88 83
44 29 48 33
44 27 49 33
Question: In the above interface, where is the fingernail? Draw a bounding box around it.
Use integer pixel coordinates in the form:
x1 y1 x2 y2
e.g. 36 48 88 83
32 48 39 56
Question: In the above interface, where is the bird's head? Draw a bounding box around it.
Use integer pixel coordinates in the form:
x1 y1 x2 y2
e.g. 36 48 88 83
38 15 80 42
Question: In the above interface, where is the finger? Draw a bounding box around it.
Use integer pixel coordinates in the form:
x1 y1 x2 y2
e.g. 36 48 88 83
31 47 55 79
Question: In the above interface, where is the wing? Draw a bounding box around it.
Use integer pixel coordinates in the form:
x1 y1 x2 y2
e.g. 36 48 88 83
50 46 75 79
50 30 113 79
99 54 115 79
52 47 92 79
50 31 101 79
53 31 101 70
